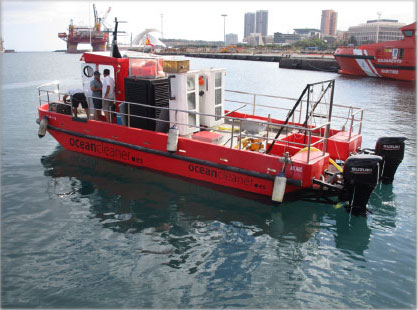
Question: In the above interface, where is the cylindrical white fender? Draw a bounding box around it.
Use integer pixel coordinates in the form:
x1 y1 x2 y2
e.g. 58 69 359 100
272 172 287 202
167 125 179 152
38 116 48 138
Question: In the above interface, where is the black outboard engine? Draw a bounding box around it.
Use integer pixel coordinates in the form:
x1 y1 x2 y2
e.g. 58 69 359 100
341 154 382 215
374 137 406 184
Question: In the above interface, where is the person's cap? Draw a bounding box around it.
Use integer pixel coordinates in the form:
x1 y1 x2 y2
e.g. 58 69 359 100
94 71 101 76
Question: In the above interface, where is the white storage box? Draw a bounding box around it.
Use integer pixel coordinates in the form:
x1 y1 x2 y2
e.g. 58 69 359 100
198 69 226 127
169 71 200 136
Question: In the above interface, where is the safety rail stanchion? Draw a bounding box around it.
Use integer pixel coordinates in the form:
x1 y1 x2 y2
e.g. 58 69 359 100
320 118 330 156
87 99 91 120
348 114 354 141
238 120 242 150
266 114 271 150
298 95 303 123
230 119 235 149
359 110 363 134
127 102 130 128
252 94 256 115
307 130 312 164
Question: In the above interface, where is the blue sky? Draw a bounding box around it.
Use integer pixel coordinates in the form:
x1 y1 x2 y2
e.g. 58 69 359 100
1 1 415 51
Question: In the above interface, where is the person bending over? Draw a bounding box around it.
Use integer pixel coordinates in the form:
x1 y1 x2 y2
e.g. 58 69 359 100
63 88 89 119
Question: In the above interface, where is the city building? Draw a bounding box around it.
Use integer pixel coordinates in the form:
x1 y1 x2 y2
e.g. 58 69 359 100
244 12 256 39
273 32 301 44
256 10 269 37
347 19 405 45
321 10 338 36
336 30 350 43
322 36 337 45
160 38 224 47
294 28 321 39
226 33 238 45
248 33 264 46
263 35 274 44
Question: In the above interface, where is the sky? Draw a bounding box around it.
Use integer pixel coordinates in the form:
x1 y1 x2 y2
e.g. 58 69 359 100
1 0 416 51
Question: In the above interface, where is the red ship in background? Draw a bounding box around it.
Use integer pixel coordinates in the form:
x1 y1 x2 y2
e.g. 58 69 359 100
334 22 416 81
58 4 111 53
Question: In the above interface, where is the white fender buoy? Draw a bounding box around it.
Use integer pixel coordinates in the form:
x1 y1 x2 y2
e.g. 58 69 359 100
167 125 179 152
38 116 48 138
272 172 287 202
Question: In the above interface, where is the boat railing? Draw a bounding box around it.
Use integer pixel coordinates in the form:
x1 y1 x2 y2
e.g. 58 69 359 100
102 97 331 163
37 81 61 106
37 82 350 163
225 88 363 142
92 95 331 163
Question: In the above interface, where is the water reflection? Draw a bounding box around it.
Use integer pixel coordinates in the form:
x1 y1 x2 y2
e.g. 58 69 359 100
40 147 378 257
334 210 371 256
336 74 416 91
368 184 397 229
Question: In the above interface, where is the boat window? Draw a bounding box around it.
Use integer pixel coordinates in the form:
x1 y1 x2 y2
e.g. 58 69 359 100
187 75 195 91
187 93 196 110
215 72 222 88
403 30 413 37
399 48 404 59
83 65 94 77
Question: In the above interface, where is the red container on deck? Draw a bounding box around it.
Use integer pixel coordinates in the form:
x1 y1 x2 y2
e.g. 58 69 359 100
192 131 223 144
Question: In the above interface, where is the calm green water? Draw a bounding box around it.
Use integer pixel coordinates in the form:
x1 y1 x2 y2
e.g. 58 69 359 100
1 52 416 308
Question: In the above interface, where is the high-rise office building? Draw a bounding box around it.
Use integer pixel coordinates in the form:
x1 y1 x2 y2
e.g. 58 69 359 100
226 33 238 45
348 19 405 45
244 12 256 39
321 10 338 36
256 10 269 36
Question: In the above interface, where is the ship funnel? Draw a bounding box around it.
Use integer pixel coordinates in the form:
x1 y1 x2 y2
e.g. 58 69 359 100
374 137 406 184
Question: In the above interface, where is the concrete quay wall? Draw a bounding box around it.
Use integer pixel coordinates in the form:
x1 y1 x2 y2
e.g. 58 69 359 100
181 53 340 73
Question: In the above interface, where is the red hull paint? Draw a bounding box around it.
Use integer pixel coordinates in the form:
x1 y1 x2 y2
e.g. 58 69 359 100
334 22 416 81
49 129 276 196
39 106 333 198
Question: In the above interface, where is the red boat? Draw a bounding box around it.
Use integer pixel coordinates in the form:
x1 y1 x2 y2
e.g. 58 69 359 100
36 20 406 215
334 22 416 81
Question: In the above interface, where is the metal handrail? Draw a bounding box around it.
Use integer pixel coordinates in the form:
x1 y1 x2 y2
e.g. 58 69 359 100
37 81 354 163
225 88 363 141
39 88 357 132
226 89 363 111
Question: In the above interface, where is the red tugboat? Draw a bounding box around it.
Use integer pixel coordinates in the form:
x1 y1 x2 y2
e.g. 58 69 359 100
37 20 406 215
334 22 416 81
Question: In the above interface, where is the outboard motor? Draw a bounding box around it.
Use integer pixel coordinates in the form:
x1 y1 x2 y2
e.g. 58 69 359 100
374 137 406 184
341 154 382 215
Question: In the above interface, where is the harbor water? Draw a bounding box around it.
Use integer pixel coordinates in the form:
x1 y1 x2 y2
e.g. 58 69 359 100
1 52 416 308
